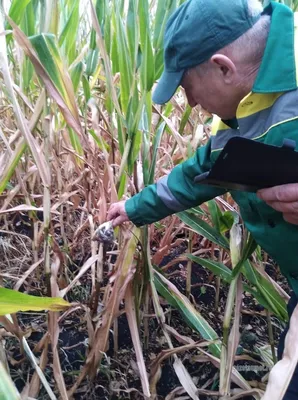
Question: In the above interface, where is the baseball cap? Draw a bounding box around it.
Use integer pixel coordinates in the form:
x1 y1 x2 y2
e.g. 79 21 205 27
152 0 262 104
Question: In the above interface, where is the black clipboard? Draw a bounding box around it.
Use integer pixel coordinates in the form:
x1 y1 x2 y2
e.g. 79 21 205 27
194 137 298 192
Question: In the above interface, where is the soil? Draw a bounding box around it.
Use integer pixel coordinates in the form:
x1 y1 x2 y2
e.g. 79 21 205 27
0 221 291 400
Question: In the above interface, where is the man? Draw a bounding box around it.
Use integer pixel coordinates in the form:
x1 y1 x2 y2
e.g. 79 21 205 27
108 0 298 397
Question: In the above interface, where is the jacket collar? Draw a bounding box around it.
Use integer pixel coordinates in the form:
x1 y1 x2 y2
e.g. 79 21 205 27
253 1 297 93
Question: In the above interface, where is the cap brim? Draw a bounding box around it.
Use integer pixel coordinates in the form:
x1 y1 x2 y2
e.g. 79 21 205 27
152 70 185 104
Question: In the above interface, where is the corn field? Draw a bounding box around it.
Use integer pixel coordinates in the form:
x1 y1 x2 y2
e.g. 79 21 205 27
0 0 297 399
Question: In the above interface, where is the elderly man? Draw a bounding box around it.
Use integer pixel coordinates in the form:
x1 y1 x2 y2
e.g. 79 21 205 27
108 0 298 397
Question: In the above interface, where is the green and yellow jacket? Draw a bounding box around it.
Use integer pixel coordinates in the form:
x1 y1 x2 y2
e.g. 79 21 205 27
125 2 298 295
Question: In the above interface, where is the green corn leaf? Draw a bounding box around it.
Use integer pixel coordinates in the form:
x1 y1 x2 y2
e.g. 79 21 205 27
102 1 112 55
70 61 83 93
219 211 235 233
138 101 151 183
104 91 113 114
86 48 99 77
48 0 59 35
132 89 147 127
188 206 205 216
20 2 35 91
145 91 152 133
90 0 123 124
178 210 229 250
58 0 79 63
148 121 166 184
117 114 125 155
179 105 192 134
95 0 107 29
153 0 167 49
242 261 288 320
68 128 84 156
153 0 178 79
242 283 285 319
207 199 221 232
88 129 110 152
128 130 142 173
186 255 288 320
153 0 177 50
126 0 139 69
127 85 141 136
82 74 91 102
0 287 70 315
16 29 85 143
154 48 165 81
89 28 97 51
38 0 46 32
7 0 32 27
115 4 133 115
231 234 258 278
186 255 233 283
21 0 35 36
154 271 221 358
118 173 127 200
139 0 155 91
0 362 20 400
110 26 120 74
30 34 77 115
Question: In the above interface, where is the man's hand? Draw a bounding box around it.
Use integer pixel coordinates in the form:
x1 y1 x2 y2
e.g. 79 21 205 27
257 183 298 225
107 200 129 227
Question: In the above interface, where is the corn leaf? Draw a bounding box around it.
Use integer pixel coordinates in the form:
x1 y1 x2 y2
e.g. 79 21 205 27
262 303 298 399
115 3 133 115
0 287 70 315
89 0 123 119
0 362 20 400
58 0 79 64
186 255 288 320
139 0 155 91
154 270 221 358
187 255 233 283
231 234 258 277
85 48 99 77
153 0 177 79
70 61 83 94
243 261 288 321
7 0 31 27
207 200 221 232
125 284 150 398
30 34 77 116
173 358 199 400
148 121 166 184
126 0 138 70
20 0 35 91
178 210 229 250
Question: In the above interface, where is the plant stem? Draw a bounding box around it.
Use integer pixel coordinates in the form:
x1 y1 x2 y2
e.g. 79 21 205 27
267 310 277 364
186 230 193 298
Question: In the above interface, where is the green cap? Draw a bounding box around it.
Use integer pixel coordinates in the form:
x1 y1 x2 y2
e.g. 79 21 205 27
153 0 262 104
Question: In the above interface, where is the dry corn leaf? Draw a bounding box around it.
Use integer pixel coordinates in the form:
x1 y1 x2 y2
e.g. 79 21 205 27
262 303 298 399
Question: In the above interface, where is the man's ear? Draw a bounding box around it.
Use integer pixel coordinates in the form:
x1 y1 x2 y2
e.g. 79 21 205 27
210 54 236 84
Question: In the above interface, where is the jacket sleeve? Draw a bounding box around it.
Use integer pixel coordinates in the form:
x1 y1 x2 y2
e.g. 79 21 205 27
125 139 226 227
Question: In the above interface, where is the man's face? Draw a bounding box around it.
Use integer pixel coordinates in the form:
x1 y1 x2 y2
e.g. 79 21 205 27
181 64 242 120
